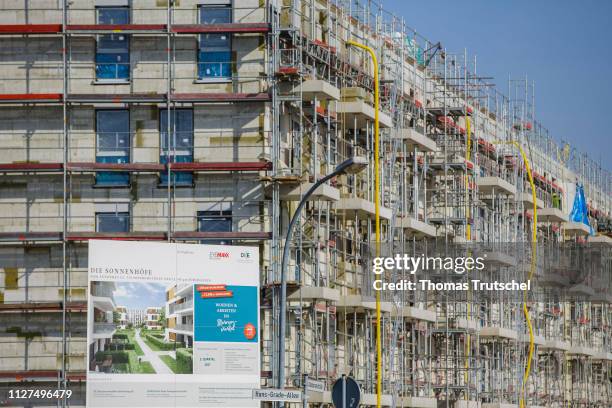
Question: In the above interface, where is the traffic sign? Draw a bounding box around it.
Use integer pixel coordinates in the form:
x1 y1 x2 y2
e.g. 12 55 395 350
305 377 326 393
331 376 361 408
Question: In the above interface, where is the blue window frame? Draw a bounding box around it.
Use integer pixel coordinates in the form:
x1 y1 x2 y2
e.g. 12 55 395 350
96 7 130 81
198 5 231 79
96 110 130 186
160 109 194 186
96 212 129 233
198 209 232 245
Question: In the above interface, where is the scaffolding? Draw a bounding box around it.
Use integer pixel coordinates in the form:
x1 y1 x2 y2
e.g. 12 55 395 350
0 1 610 407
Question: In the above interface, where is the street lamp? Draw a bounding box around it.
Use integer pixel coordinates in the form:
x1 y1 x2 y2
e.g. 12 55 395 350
277 156 367 397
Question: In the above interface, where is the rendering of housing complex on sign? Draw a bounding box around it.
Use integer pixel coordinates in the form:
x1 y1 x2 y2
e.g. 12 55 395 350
0 0 610 408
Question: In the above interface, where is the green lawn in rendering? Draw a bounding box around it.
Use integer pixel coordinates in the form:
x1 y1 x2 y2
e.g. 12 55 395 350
102 328 154 373
159 349 192 374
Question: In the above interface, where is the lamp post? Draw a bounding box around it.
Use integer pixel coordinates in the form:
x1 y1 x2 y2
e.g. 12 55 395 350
277 156 368 403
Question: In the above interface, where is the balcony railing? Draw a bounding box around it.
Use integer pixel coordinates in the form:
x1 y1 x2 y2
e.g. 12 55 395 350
169 299 193 314
174 323 193 332
91 283 115 299
93 322 116 334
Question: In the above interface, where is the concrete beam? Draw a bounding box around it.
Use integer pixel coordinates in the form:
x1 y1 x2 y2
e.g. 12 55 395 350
518 192 544 209
280 182 340 202
563 222 590 236
476 177 516 196
480 326 518 341
396 128 438 152
398 396 437 408
336 295 392 313
336 197 392 220
336 100 393 128
391 306 436 322
398 217 437 238
298 80 340 101
288 287 340 302
530 207 567 223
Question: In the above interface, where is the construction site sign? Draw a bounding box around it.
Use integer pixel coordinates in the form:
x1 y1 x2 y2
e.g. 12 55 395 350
86 240 260 408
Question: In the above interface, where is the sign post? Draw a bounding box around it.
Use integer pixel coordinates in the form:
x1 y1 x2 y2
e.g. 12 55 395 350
331 375 361 408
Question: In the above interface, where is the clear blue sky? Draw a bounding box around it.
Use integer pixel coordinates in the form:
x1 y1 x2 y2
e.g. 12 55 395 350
386 0 611 169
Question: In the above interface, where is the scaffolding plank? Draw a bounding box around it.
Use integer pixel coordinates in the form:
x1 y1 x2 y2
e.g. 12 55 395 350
171 92 270 103
66 24 166 33
0 232 62 242
169 161 272 172
0 162 63 172
65 232 166 241
172 23 270 34
67 93 165 103
0 302 62 312
0 24 62 34
173 231 272 240
0 93 62 103
0 370 60 381
66 162 165 172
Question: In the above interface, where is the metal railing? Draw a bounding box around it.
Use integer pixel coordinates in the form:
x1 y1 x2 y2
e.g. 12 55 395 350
93 322 116 334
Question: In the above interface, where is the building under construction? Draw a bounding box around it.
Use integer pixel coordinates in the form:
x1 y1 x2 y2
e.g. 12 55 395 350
0 0 610 407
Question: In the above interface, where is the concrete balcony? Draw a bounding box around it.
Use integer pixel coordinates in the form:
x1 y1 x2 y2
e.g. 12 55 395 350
297 80 340 101
542 339 570 351
482 251 517 267
280 182 340 202
396 128 438 152
518 192 544 209
588 235 612 245
336 295 392 313
448 317 479 332
518 333 546 346
477 177 516 196
568 345 596 357
361 393 393 406
593 350 612 361
480 326 518 341
398 217 437 238
391 306 436 322
398 396 437 408
529 207 567 223
336 100 393 128
454 400 481 408
288 287 340 302
335 197 392 220
305 390 332 404
563 221 590 236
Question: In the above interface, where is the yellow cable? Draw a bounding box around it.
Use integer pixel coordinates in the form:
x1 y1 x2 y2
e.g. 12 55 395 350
493 140 537 408
346 40 382 408
464 116 471 396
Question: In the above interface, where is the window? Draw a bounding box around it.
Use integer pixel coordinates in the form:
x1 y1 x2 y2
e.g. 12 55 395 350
96 211 129 233
96 110 129 186
96 7 130 81
198 5 231 80
160 109 194 186
198 208 232 245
